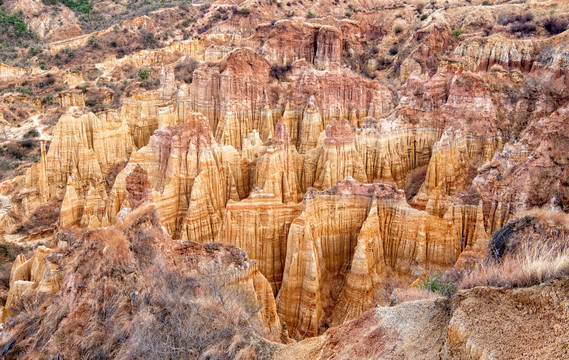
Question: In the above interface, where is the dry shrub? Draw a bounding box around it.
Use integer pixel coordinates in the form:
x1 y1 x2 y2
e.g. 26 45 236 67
103 231 132 269
174 57 199 83
544 16 568 35
405 165 427 201
123 269 268 359
459 241 569 289
105 160 127 193
126 165 152 209
460 213 569 290
18 201 60 234
269 63 292 81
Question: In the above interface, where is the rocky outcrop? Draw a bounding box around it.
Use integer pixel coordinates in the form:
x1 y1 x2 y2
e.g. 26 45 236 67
355 128 441 189
0 63 27 81
105 113 242 242
248 20 341 69
276 179 471 339
25 112 135 204
190 46 394 151
301 119 367 191
255 122 301 203
454 32 569 88
274 278 569 359
21 87 191 216
412 128 503 214
274 299 449 360
218 191 303 294
5 3 569 351
443 278 569 359
191 48 272 150
2 246 62 322
454 35 536 73
474 106 569 230
58 90 85 108
297 96 324 154
314 26 342 70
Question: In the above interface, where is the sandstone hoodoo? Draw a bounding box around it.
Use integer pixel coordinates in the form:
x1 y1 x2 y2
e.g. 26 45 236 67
1 0 569 358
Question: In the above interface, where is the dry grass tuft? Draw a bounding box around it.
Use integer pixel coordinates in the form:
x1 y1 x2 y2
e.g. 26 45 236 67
460 237 569 290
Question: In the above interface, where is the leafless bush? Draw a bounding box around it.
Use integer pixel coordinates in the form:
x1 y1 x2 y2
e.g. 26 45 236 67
269 64 292 81
544 16 568 35
104 160 127 193
174 57 199 83
122 271 266 360
126 165 151 209
18 201 60 234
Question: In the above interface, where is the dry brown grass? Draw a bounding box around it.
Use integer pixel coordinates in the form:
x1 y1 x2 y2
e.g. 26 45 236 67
460 235 569 290
17 201 60 235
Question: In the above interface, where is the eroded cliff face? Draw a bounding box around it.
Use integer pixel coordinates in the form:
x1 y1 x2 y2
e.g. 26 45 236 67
3 0 569 354
105 113 243 242
275 178 487 339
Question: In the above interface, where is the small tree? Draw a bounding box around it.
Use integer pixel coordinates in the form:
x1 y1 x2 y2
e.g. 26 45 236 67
87 35 99 48
137 68 149 81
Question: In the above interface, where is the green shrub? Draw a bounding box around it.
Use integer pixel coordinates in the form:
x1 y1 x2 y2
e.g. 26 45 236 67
87 35 99 48
394 26 403 34
28 47 41 56
482 1 490 5
419 274 457 297
345 12 352 18
142 30 157 48
21 139 35 148
24 128 39 138
60 0 92 15
174 58 199 83
0 9 28 35
239 8 250 16
452 29 464 38
0 9 37 66
15 86 33 96
0 244 10 257
137 68 149 81
269 64 292 81
6 144 24 159
63 46 75 59
43 94 54 106
306 12 315 19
